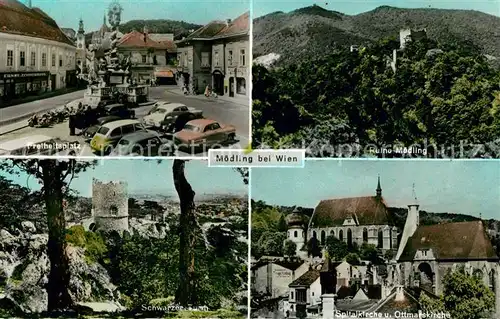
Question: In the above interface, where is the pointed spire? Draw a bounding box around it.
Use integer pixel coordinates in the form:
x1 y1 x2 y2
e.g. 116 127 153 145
376 175 382 198
103 13 107 25
409 183 419 206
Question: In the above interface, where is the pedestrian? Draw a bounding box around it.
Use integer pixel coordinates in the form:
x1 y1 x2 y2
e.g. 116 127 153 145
69 114 75 136
204 84 210 97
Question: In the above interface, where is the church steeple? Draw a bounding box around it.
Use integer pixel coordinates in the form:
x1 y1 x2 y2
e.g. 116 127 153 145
103 13 107 25
376 175 382 198
78 18 85 34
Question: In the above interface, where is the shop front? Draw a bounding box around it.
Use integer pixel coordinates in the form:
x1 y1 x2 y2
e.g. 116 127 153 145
0 71 50 101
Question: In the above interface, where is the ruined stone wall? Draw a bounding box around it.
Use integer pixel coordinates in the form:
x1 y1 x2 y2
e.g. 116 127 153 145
92 179 129 233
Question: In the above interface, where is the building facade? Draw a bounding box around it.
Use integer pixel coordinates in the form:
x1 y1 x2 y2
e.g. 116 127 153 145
176 12 249 103
252 259 309 298
0 0 77 102
307 177 399 253
117 29 177 84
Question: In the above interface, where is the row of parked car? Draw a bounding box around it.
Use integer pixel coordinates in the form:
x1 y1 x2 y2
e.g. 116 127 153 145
0 100 238 156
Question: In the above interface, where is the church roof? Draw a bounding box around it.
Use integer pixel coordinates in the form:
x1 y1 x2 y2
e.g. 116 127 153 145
398 221 499 261
0 0 74 46
289 269 320 287
178 11 249 43
310 196 392 228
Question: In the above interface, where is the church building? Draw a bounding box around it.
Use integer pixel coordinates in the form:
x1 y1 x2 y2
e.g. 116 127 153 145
307 177 399 253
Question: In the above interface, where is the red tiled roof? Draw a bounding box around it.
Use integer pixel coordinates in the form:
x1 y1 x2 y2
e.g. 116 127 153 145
0 0 74 46
118 30 175 51
399 221 499 261
311 196 392 227
214 12 249 38
181 11 249 42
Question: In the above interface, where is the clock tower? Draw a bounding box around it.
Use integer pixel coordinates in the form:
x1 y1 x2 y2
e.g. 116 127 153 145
76 18 86 72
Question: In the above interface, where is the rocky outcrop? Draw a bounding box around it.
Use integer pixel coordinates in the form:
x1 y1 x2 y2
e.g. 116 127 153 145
129 218 168 238
0 225 121 313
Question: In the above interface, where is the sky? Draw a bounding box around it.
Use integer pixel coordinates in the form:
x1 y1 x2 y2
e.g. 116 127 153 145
253 0 500 18
0 159 248 197
251 160 500 219
26 0 249 32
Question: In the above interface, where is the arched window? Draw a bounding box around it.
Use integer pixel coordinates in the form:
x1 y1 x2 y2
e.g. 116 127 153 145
339 229 344 241
313 231 317 239
389 228 393 249
490 269 496 291
294 230 298 238
330 230 334 237
321 230 326 245
110 205 118 216
347 228 353 248
363 228 368 243
377 229 383 248
473 269 483 280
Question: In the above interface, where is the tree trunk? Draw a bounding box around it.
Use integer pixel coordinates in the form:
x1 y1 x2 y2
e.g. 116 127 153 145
40 160 73 311
172 160 197 306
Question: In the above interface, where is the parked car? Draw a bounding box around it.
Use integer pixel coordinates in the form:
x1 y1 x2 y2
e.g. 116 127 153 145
142 102 202 131
90 119 147 155
81 115 122 141
103 103 135 119
0 135 80 156
111 131 174 156
174 119 236 151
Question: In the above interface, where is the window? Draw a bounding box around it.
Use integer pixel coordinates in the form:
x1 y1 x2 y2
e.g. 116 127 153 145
211 123 221 130
142 55 147 63
201 52 210 67
296 289 306 303
294 230 298 237
121 124 135 135
236 78 246 95
228 50 233 66
110 128 122 137
214 51 219 66
291 291 294 299
239 49 246 66
52 53 56 66
42 53 47 67
30 51 36 66
59 55 62 67
6 50 13 66
109 205 118 215
20 51 25 66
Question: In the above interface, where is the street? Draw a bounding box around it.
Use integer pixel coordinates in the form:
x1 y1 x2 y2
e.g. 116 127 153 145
0 86 250 157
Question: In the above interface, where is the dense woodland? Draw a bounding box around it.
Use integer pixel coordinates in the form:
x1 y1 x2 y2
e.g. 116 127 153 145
253 37 500 157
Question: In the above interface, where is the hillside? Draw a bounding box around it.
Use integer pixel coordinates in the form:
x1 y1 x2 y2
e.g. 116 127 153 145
253 5 500 65
85 19 202 42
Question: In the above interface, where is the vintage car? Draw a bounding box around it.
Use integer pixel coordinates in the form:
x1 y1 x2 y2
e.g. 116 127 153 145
90 119 147 155
142 101 202 131
103 103 135 119
110 131 174 157
173 119 236 151
0 135 80 156
81 115 122 141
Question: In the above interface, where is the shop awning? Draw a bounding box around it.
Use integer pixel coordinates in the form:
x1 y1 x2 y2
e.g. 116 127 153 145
154 70 174 78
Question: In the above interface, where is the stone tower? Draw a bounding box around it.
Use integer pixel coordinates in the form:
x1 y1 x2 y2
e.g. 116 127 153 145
286 208 308 259
92 178 129 234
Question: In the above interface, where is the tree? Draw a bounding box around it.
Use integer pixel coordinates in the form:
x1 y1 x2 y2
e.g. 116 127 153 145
420 267 495 319
324 236 348 261
306 236 322 258
277 215 287 232
0 159 95 311
172 159 198 306
256 231 286 256
360 243 380 264
283 240 297 257
345 253 361 265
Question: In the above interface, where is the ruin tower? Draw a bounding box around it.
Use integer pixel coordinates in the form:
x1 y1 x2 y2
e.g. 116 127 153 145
92 178 129 233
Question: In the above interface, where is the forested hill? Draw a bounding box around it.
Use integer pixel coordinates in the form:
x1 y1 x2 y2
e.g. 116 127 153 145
119 19 202 39
253 5 500 65
85 19 202 41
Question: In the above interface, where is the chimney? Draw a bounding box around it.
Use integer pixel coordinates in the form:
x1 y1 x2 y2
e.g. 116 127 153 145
395 184 419 261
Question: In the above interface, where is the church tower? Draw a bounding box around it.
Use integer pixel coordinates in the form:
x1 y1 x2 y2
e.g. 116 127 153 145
376 175 382 198
395 184 420 261
76 18 86 71
285 208 308 259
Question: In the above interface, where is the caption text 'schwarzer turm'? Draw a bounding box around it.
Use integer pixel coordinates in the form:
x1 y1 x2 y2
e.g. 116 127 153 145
251 160 500 319
0 0 250 158
0 159 249 318
252 0 500 158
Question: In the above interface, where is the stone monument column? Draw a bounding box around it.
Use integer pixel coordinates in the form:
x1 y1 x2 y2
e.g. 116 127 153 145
321 294 336 319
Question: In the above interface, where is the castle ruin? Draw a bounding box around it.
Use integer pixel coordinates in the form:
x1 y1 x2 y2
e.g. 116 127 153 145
90 178 129 234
